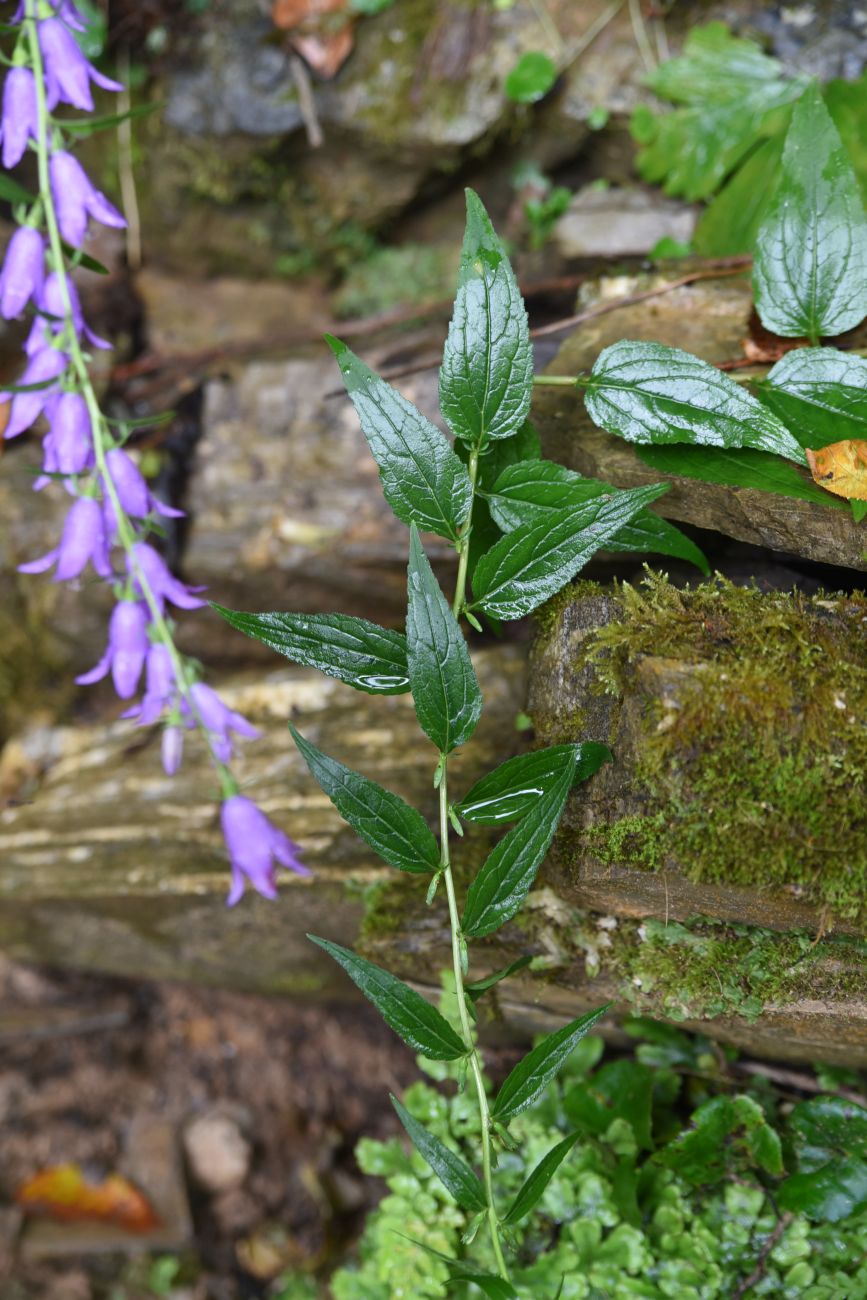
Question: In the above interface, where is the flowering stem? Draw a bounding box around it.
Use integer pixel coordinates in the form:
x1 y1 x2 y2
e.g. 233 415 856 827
24 0 232 789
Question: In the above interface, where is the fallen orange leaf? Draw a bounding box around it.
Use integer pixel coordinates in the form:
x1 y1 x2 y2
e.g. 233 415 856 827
16 1164 160 1232
805 440 867 501
272 0 355 78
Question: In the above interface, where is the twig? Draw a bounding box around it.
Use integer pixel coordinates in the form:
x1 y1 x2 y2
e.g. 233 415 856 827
564 0 624 66
529 0 564 54
290 53 324 149
629 0 657 73
732 1213 793 1300
736 1060 866 1107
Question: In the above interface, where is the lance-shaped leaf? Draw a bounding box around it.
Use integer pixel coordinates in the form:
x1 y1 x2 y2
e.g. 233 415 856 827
327 336 472 541
404 1242 519 1299
456 742 612 826
461 751 576 938
760 348 867 449
635 443 844 508
464 955 534 1004
308 937 466 1060
491 1006 610 1122
487 459 709 574
753 84 867 341
469 483 668 622
212 607 409 695
502 1133 580 1224
584 340 805 463
390 1096 486 1211
440 189 533 444
407 523 481 753
290 726 439 874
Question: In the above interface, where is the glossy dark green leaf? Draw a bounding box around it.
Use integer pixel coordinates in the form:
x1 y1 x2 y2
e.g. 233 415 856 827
656 1095 784 1184
212 607 409 695
461 750 577 938
502 1133 580 1224
487 459 709 573
308 937 466 1059
760 348 867 449
505 51 557 104
635 443 844 509
779 1159 867 1223
327 336 472 541
407 524 481 753
469 483 669 621
290 726 439 874
825 71 867 204
780 1095 867 1219
404 1242 518 1299
456 420 541 587
753 84 867 341
564 1059 654 1150
693 132 785 256
464 955 534 1004
456 742 611 826
390 1095 486 1210
491 1006 610 1122
585 340 805 463
440 190 533 444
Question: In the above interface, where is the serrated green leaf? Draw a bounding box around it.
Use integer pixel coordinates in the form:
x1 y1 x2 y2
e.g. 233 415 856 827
402 1241 519 1299
502 1132 580 1224
290 726 439 874
390 1095 486 1210
469 483 668 621
456 742 611 826
585 340 806 463
635 442 845 508
407 524 481 753
760 348 867 449
487 459 709 573
464 954 534 1003
753 84 867 341
440 190 533 444
308 936 467 1059
693 132 785 256
505 51 557 104
327 336 472 541
492 1006 610 1122
210 606 409 695
461 752 576 938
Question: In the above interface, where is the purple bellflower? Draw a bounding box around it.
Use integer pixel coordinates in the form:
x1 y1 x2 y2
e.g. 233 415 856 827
1 68 39 169
11 0 87 25
123 643 177 726
186 681 261 763
221 794 308 906
76 599 149 698
129 542 206 612
40 272 111 349
3 345 68 438
103 447 184 532
33 391 93 487
0 226 45 319
19 493 111 581
50 151 126 248
39 18 122 112
161 725 184 776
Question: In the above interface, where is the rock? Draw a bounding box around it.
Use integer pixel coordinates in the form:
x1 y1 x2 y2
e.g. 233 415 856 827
553 186 696 259
532 272 867 572
183 1107 252 1194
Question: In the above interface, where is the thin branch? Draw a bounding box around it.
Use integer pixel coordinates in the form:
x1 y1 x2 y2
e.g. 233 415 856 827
732 1213 794 1300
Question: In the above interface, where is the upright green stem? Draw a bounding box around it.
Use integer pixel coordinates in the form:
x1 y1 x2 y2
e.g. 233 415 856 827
452 447 479 620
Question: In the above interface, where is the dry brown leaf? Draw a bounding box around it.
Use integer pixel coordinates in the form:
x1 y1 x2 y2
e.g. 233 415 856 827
16 1164 160 1232
291 26 354 77
805 440 867 501
272 0 354 77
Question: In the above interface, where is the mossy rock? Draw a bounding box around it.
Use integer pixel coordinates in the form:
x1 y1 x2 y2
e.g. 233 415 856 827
530 574 867 935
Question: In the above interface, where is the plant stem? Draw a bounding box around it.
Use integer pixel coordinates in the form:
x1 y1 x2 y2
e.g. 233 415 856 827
452 447 479 619
438 765 510 1281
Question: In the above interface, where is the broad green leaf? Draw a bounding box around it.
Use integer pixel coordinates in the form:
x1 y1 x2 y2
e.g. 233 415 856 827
753 84 867 341
211 607 409 695
825 72 867 204
461 751 577 938
464 955 533 1003
487 459 709 573
456 419 541 585
491 1006 610 1121
585 340 806 463
308 937 467 1059
779 1159 867 1223
564 1059 654 1150
456 742 611 825
407 524 481 753
469 483 669 621
693 132 785 257
778 1095 867 1221
290 726 439 874
404 1242 518 1299
505 52 557 104
760 348 867 449
390 1095 486 1211
327 336 472 541
635 443 845 509
440 190 533 444
0 174 35 205
502 1133 580 1224
656 1095 784 1184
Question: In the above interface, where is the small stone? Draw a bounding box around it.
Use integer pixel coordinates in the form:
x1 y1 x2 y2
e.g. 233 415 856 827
183 1108 252 1194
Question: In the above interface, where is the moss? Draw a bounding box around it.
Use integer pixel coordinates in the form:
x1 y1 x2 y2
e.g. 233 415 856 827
561 573 867 927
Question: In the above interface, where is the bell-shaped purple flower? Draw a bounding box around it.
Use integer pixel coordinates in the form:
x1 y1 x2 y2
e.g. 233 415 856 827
221 794 308 906
0 227 45 320
3 345 68 439
129 542 205 612
76 600 149 698
161 725 184 776
103 448 184 533
1 68 39 169
49 392 92 473
122 643 177 725
39 18 123 112
19 494 112 581
39 272 111 350
50 152 126 249
187 681 260 763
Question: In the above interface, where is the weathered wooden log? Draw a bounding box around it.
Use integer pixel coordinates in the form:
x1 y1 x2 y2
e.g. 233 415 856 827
532 273 867 572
